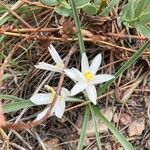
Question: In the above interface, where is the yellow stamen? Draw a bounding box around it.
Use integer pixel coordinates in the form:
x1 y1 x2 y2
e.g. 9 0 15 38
44 85 56 94
44 85 62 102
55 63 64 68
83 71 93 81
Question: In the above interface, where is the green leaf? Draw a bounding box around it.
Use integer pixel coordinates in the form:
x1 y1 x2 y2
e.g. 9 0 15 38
137 12 150 24
58 0 71 9
75 0 90 6
77 106 90 150
134 0 150 17
55 6 72 16
100 0 119 16
89 104 102 150
0 94 29 101
136 24 150 39
3 101 35 113
82 4 97 15
127 0 135 19
98 39 150 95
38 0 59 6
92 105 134 150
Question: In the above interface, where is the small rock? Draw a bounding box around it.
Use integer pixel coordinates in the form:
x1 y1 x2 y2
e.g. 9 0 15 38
86 107 115 137
44 138 62 150
127 118 145 137
104 143 112 150
119 113 132 126
92 147 98 150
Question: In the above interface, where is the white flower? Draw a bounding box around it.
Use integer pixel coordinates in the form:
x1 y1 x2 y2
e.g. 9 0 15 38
35 44 64 73
30 86 70 120
64 53 115 105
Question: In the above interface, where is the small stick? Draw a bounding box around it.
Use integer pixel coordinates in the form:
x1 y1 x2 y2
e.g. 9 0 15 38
2 31 150 55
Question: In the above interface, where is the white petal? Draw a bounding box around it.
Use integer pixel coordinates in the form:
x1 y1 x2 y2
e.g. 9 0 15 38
90 54 102 75
91 74 115 85
85 85 97 105
48 44 64 65
64 68 82 82
54 98 65 118
36 107 55 120
30 93 52 105
35 62 62 72
81 53 90 73
36 107 49 120
61 87 70 98
71 82 88 96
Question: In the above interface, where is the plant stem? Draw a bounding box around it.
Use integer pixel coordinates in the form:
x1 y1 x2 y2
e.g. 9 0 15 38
70 0 85 55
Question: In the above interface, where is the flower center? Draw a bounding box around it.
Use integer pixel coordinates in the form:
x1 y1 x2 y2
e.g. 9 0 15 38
45 85 62 102
45 85 56 102
83 71 93 81
55 63 64 68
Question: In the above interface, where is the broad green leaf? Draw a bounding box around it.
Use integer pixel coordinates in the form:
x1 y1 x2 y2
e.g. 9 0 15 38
75 0 90 6
135 0 150 17
77 106 90 150
58 0 71 9
55 6 72 16
38 0 59 6
126 0 135 19
3 101 35 113
137 12 150 24
92 105 134 150
100 0 119 16
136 24 150 39
82 4 97 15
89 104 102 150
98 39 150 95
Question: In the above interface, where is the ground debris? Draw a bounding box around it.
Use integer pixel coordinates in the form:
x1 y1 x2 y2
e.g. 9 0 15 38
44 138 62 150
127 117 145 137
86 107 115 137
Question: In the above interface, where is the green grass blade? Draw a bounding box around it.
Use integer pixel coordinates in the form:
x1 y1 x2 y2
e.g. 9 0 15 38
0 94 28 101
0 35 6 43
69 0 85 54
98 39 150 95
3 100 35 113
92 105 134 150
89 104 102 150
100 0 120 16
77 106 90 150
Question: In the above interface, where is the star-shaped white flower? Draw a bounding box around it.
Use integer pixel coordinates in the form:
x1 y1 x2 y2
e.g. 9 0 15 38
35 44 64 73
30 86 70 120
64 53 115 105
